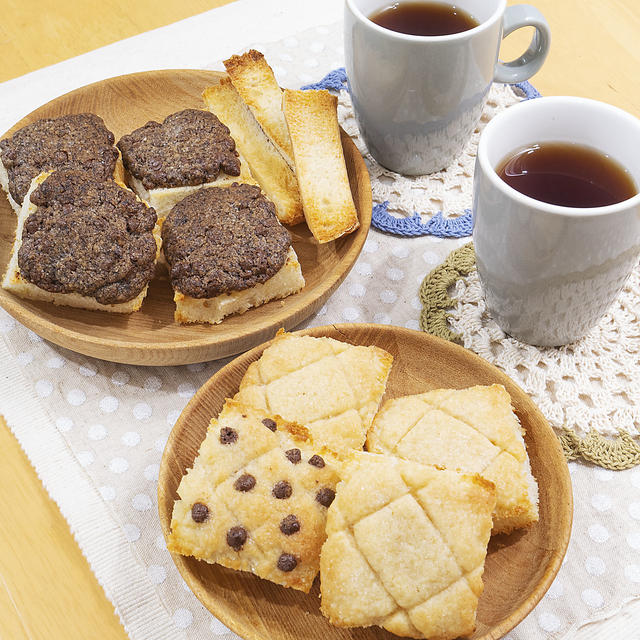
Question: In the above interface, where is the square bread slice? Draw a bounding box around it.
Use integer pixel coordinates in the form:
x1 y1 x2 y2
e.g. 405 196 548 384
366 384 539 534
320 452 496 639
233 331 393 452
173 246 305 325
167 400 340 593
224 50 295 170
2 171 160 313
283 89 359 244
202 78 304 226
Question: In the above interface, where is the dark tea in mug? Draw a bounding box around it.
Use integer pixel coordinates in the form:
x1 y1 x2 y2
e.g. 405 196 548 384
369 2 479 36
496 142 637 208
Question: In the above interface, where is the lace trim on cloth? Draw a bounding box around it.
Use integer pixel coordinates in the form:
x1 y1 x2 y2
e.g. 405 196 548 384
419 243 640 470
302 68 538 237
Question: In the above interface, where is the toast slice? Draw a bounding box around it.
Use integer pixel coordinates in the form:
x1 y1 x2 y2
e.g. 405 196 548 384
224 50 295 170
283 89 359 244
202 78 304 226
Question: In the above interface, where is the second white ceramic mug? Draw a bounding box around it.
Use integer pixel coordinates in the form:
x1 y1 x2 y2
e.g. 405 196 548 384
344 0 550 175
473 96 640 346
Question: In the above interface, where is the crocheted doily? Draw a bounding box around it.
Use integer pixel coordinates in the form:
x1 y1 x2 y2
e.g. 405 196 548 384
419 244 640 469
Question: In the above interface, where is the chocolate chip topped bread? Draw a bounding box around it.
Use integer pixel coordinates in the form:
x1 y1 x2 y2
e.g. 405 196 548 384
233 331 393 452
117 109 255 221
366 384 539 534
168 400 339 592
320 452 496 639
0 113 121 214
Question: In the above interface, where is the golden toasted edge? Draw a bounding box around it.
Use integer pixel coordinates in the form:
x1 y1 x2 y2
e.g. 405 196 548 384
283 89 359 244
223 49 295 169
2 171 159 314
173 246 305 325
202 79 304 226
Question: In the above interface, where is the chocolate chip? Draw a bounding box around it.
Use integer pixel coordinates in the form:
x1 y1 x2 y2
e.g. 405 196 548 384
262 418 277 432
234 473 256 492
272 481 292 499
279 515 301 536
219 427 238 444
226 526 247 550
191 502 209 523
285 448 301 464
308 454 325 468
316 488 335 508
277 553 298 572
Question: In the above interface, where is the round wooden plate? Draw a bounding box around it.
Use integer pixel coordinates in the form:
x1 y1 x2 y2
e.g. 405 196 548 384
0 70 372 365
158 323 573 640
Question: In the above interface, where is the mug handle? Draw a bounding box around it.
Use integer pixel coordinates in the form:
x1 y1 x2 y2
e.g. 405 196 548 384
494 4 551 84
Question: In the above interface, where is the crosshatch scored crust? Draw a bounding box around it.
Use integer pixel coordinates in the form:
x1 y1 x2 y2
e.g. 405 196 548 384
168 400 340 593
367 384 539 534
320 452 496 639
158 323 572 640
0 70 372 365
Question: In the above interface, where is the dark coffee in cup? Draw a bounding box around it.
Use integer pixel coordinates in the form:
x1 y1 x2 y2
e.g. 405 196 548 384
369 2 479 36
496 142 637 208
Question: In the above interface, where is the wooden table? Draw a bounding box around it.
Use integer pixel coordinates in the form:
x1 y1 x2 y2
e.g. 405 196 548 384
0 1 638 638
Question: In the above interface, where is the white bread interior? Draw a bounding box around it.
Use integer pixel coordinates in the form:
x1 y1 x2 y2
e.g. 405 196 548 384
202 79 304 226
223 49 295 170
2 172 160 314
283 89 359 244
124 152 256 222
174 246 304 325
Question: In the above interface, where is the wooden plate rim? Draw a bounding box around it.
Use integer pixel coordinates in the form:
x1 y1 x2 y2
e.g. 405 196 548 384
158 323 573 640
0 70 372 364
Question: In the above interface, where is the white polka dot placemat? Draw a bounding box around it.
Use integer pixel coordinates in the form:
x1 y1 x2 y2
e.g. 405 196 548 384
1 15 639 640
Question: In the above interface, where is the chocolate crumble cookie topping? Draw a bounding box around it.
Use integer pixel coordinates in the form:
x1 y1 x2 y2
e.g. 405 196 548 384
162 183 291 298
308 454 325 468
0 113 119 205
117 109 240 190
18 169 156 305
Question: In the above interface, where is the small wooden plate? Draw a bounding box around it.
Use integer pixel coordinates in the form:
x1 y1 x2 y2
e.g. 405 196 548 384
158 323 572 640
0 70 371 365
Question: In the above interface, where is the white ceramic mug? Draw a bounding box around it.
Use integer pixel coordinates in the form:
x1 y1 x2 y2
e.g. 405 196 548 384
344 0 550 175
473 96 640 346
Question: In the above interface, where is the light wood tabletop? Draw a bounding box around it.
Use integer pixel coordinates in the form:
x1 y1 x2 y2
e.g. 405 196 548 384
0 1 638 639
